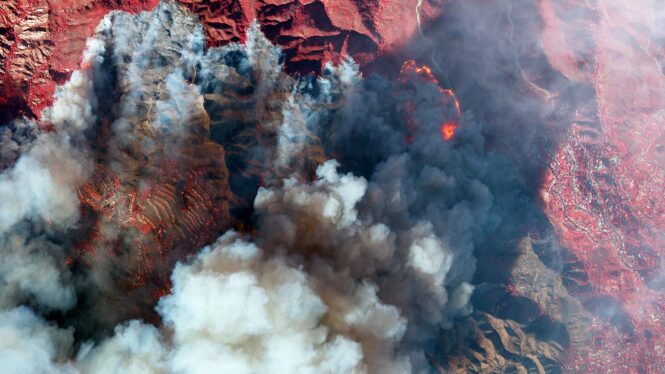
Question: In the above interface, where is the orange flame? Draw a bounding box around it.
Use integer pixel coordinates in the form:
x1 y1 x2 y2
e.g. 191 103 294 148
441 122 457 141
399 60 438 84
399 60 462 142
399 61 461 116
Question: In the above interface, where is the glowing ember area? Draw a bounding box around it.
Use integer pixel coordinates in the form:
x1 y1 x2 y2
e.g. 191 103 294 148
441 122 456 141
399 60 461 141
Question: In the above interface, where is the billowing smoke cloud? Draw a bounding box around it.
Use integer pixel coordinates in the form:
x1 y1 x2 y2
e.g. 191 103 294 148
405 0 582 184
77 230 398 373
0 40 104 234
0 34 107 373
253 158 479 344
0 32 109 315
0 233 75 311
0 1 531 372
0 307 76 374
407 0 665 370
0 119 35 171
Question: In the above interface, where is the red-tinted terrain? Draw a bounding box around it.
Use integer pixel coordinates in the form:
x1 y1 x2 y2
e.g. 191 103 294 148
0 0 441 119
0 0 161 120
539 0 665 372
1 0 664 372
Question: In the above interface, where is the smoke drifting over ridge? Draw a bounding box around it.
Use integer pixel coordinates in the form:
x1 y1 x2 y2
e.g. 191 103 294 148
0 35 108 313
0 1 536 372
407 0 665 371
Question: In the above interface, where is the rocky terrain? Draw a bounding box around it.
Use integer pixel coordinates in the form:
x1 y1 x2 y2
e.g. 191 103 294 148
439 239 575 373
442 312 564 374
0 0 161 120
0 0 441 120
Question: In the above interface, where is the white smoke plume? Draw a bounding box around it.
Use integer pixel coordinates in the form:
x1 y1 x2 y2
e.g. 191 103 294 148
0 32 108 315
0 234 75 311
157 232 375 373
76 231 397 373
75 160 454 372
0 307 76 374
0 33 104 234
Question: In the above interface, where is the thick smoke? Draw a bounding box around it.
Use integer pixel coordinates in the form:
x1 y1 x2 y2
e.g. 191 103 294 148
76 230 396 373
405 0 583 184
0 233 76 311
0 1 531 372
0 33 109 314
409 0 665 370
0 39 104 234
0 34 107 374
0 307 76 374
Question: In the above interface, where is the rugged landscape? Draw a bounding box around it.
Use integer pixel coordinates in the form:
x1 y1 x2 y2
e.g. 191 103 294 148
1 0 664 372
0 0 441 120
539 1 665 371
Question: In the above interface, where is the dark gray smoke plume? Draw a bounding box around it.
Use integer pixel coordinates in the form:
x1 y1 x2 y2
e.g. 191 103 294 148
0 1 534 372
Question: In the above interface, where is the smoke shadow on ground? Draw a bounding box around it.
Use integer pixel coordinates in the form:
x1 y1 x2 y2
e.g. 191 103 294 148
357 0 604 365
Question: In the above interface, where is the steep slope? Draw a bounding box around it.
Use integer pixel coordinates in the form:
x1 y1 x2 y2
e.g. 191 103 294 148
0 0 161 119
0 0 443 119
